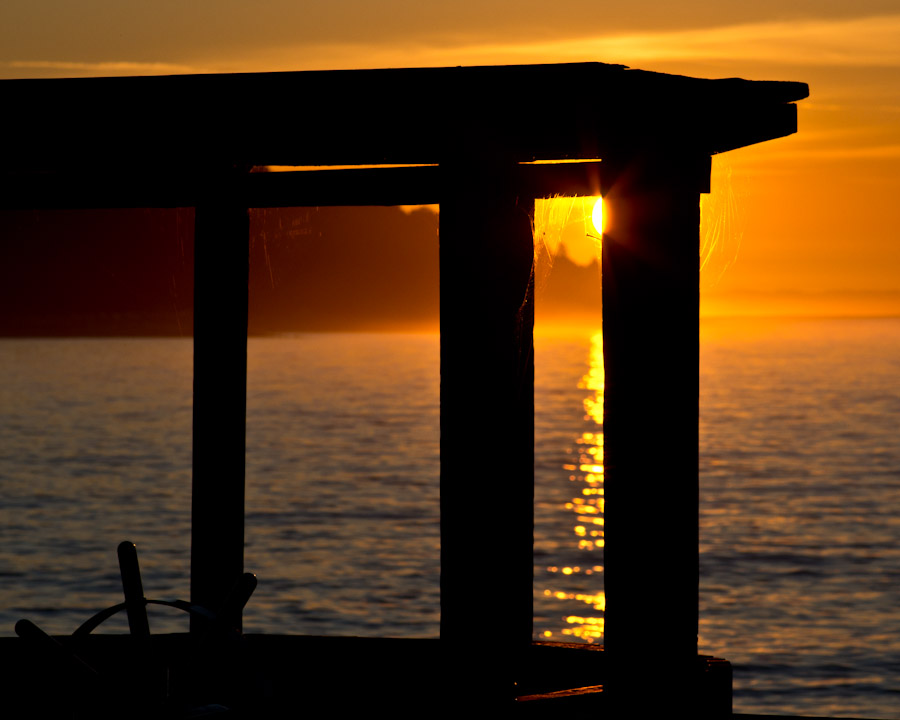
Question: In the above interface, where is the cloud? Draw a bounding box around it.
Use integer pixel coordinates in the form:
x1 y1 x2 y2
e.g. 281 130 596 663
241 12 900 73
437 13 900 69
746 142 900 163
3 60 206 77
7 12 899 79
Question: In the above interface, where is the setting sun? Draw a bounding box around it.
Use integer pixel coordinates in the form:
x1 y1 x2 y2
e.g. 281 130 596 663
533 195 603 267
591 196 603 236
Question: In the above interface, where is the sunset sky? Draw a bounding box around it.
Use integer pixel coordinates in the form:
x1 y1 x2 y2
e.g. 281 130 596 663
2 1 899 317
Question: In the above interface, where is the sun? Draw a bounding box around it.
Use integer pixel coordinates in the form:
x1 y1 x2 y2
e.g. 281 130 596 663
591 196 603 236
532 195 604 266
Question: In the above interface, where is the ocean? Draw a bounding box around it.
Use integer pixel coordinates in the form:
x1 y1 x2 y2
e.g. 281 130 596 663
2 317 900 718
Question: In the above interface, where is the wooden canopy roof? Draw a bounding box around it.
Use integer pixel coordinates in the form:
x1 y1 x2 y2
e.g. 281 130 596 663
1 62 808 208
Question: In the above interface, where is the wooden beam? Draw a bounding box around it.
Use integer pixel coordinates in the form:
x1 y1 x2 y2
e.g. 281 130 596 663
0 64 807 173
0 162 610 210
439 157 535 708
600 152 704 714
191 172 249 631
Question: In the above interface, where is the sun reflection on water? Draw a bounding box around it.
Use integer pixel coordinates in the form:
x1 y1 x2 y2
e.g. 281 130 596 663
541 331 606 643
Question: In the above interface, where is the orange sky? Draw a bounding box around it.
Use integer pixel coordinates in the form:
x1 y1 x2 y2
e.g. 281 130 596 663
2 2 898 317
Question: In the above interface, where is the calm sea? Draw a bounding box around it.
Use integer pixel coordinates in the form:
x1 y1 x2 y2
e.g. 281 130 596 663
2 318 900 718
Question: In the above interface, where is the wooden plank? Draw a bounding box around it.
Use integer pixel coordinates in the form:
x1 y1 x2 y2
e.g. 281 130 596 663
0 64 807 173
191 176 249 632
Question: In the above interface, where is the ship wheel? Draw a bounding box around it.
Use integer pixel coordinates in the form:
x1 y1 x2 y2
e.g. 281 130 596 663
15 541 257 718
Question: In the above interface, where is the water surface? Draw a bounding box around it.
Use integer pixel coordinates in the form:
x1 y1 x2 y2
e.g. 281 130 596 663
2 319 900 717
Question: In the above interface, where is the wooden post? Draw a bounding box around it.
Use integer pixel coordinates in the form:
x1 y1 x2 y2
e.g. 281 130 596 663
439 159 535 705
191 173 250 632
601 152 707 713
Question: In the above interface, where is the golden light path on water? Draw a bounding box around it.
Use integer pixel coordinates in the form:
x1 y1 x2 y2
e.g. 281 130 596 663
542 331 606 643
534 172 733 642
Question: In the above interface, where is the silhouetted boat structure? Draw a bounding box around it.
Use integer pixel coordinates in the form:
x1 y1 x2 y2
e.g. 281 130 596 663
0 62 816 717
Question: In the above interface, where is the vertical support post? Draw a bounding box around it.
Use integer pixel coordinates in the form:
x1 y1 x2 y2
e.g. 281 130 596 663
439 159 535 705
118 541 150 639
601 153 707 713
191 173 249 632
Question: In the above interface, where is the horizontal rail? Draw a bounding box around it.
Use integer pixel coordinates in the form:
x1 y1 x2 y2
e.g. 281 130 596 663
0 162 615 210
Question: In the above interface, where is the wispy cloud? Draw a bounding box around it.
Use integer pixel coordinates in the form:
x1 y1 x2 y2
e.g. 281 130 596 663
745 142 900 164
252 12 900 73
4 60 205 77
447 13 900 68
21 12 894 80
7 13 899 82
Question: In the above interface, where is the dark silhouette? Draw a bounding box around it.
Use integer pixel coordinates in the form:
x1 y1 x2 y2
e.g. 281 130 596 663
14 542 256 718
0 62 808 717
